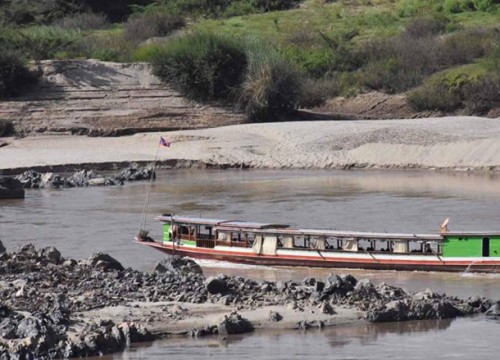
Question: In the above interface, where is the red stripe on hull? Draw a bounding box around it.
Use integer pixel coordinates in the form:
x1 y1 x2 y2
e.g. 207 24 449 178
137 242 500 273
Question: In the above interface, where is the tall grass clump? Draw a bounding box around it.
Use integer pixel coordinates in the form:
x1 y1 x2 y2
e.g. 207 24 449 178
149 32 247 101
240 41 302 121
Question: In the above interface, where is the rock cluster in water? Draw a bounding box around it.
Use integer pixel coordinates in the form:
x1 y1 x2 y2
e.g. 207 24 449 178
14 165 153 189
0 242 496 359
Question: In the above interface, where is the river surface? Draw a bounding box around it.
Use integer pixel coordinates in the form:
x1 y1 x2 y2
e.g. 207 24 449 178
1 169 500 358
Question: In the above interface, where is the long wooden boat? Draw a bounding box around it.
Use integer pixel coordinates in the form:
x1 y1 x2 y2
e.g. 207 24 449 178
136 215 500 273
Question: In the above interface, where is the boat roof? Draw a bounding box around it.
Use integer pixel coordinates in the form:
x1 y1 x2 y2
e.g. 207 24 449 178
156 215 290 229
156 215 500 241
444 231 500 237
156 215 227 226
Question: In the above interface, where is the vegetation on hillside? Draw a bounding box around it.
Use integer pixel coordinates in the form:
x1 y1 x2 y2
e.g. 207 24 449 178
0 0 499 118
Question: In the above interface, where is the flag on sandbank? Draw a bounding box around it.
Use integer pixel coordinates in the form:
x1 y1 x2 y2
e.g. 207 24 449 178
159 137 171 148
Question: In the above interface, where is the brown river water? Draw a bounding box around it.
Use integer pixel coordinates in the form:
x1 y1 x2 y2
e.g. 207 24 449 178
1 169 499 358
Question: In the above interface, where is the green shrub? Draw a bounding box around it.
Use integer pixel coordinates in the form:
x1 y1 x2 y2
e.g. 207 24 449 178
404 16 449 38
75 31 136 61
407 82 462 111
240 42 302 120
473 0 497 12
223 1 256 17
298 76 340 108
0 0 81 25
462 75 500 114
397 0 443 18
443 0 475 13
251 0 301 12
124 11 184 43
284 46 335 78
356 26 496 93
0 46 35 99
407 65 499 114
149 32 247 101
8 26 82 60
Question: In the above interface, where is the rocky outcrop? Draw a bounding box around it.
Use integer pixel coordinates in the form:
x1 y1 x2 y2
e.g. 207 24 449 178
0 60 245 137
205 275 228 295
86 252 125 271
0 176 25 199
485 300 500 319
217 312 254 335
0 243 493 358
154 256 203 275
15 165 153 189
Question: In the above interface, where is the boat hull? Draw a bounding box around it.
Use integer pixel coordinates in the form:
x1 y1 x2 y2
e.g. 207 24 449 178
137 241 500 273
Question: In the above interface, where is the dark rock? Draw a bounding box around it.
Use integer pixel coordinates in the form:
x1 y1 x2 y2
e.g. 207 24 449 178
367 300 410 322
413 288 439 301
378 283 407 300
118 322 154 343
485 300 500 319
352 279 379 299
154 256 203 275
276 281 287 293
114 165 153 182
217 312 253 335
0 239 5 254
319 302 336 315
39 246 62 265
67 169 97 187
432 300 462 319
0 177 25 199
19 243 37 256
323 273 354 297
205 275 228 295
268 310 282 322
297 320 310 330
315 281 325 293
40 172 66 189
87 253 124 271
341 274 358 287
16 170 42 188
302 277 316 286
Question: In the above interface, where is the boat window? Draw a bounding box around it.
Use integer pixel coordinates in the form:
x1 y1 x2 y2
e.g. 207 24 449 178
343 239 358 251
483 238 490 257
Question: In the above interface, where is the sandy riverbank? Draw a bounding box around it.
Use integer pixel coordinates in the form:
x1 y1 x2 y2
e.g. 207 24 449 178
1 116 499 172
82 302 363 336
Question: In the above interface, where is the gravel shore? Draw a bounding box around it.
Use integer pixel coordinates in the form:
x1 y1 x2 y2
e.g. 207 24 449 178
0 241 496 358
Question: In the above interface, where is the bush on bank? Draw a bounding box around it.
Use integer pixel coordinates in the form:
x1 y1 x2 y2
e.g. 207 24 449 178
144 32 301 120
407 63 500 114
148 32 247 101
0 44 35 100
